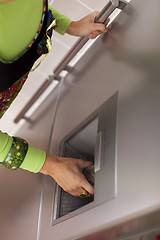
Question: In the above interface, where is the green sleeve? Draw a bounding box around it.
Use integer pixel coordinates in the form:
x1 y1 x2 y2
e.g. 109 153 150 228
0 131 13 161
20 145 46 173
49 6 72 35
0 131 46 173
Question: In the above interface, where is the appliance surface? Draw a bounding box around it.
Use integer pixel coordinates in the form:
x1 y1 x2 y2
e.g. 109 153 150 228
39 0 160 239
10 0 160 239
53 92 118 225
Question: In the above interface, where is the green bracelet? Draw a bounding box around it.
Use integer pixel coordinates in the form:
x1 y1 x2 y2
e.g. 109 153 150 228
1 137 28 170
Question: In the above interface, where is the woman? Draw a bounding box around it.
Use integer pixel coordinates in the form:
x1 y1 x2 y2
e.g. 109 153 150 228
0 0 109 197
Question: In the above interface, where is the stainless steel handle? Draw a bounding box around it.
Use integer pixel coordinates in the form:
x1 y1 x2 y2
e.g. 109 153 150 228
95 0 119 23
54 0 128 76
14 79 54 123
54 36 89 76
14 74 62 123
94 131 102 172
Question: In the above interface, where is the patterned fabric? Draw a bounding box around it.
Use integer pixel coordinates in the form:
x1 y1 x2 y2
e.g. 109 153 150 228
0 4 57 118
37 9 57 55
28 0 47 49
31 9 57 71
0 72 29 118
1 137 28 170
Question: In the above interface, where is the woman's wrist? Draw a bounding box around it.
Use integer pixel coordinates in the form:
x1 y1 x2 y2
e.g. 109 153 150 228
39 154 58 176
66 21 79 36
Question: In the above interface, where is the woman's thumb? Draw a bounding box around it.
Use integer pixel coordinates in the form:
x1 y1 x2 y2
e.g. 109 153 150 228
90 10 99 22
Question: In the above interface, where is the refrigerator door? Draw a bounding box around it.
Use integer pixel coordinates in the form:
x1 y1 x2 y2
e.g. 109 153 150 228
0 81 60 240
52 92 118 225
38 0 160 239
0 166 42 240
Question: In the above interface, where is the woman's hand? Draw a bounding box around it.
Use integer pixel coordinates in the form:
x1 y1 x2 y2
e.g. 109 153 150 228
39 154 94 197
66 11 110 39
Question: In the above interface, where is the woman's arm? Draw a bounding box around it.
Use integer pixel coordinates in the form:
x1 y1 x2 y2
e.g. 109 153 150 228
66 11 110 39
0 131 46 172
0 131 94 196
49 6 72 35
49 6 109 38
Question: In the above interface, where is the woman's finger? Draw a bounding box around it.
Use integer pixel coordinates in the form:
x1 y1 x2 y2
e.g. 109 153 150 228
88 31 101 39
104 18 110 26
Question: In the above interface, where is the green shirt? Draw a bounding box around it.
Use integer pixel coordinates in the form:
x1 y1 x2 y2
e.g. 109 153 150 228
0 131 46 173
0 0 72 172
0 0 72 61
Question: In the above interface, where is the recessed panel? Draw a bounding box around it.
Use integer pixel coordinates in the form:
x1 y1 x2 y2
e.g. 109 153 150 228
52 93 118 225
